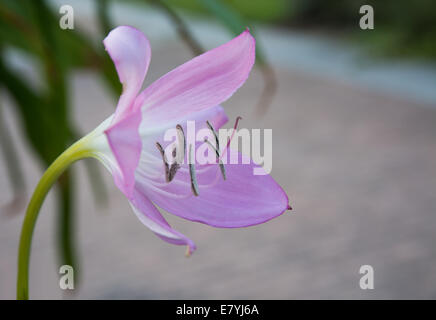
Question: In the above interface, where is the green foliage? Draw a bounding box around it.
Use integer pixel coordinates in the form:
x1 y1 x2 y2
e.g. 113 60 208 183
0 0 118 278
161 0 436 60
287 0 436 60
165 0 289 23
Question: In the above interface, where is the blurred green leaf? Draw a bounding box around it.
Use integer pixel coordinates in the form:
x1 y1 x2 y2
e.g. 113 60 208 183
0 102 26 214
200 0 268 64
0 0 121 288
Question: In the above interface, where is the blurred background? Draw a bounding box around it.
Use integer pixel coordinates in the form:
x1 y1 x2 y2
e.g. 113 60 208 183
1 0 435 299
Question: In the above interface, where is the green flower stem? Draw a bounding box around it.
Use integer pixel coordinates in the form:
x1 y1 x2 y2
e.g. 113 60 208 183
17 138 93 300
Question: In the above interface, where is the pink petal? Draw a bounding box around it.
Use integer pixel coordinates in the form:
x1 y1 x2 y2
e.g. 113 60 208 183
134 30 255 125
103 26 150 197
105 110 142 198
103 25 151 122
139 104 228 152
130 188 196 254
137 149 289 228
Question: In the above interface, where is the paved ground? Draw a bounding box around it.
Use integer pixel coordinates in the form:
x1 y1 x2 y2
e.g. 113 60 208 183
1 26 436 299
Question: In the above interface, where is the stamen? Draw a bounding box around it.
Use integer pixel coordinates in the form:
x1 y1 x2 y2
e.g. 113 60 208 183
155 142 170 182
225 116 243 150
189 144 199 196
141 151 215 175
153 119 242 193
175 124 186 163
168 162 180 182
168 125 187 182
216 116 243 162
206 120 220 152
167 144 180 182
161 124 186 182
206 120 226 180
204 138 226 180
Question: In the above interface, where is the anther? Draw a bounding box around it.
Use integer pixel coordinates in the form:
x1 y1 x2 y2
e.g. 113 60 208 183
225 116 242 149
214 116 243 163
156 142 170 182
205 120 227 180
175 124 186 163
166 125 186 182
206 120 220 152
189 144 199 196
168 146 180 182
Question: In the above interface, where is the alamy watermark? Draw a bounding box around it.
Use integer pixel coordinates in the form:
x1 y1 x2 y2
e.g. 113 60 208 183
359 265 374 290
59 5 74 30
359 5 374 30
59 265 74 290
160 120 273 176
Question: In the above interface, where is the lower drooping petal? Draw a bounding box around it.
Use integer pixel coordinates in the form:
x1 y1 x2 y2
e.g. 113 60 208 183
130 188 196 255
137 148 289 228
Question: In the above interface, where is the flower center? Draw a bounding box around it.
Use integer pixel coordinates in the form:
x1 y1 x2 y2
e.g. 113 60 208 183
155 117 242 196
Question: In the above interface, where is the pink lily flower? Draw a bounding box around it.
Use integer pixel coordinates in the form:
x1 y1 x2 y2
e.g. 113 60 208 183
85 26 290 255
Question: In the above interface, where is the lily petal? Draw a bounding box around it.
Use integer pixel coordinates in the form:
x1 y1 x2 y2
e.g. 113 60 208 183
103 26 151 197
139 104 228 150
105 110 142 198
135 29 255 125
103 25 151 122
130 188 196 254
139 149 289 228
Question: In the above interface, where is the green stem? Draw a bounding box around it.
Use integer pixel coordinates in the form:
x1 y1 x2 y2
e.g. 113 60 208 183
16 139 93 300
58 170 78 284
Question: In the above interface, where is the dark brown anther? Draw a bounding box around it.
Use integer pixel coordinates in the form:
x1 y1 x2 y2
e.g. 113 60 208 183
168 163 180 182
167 125 186 182
156 142 170 182
168 145 180 182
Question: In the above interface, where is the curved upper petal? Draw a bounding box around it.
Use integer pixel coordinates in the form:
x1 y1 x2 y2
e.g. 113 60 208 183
134 29 255 125
102 26 151 197
103 25 151 123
